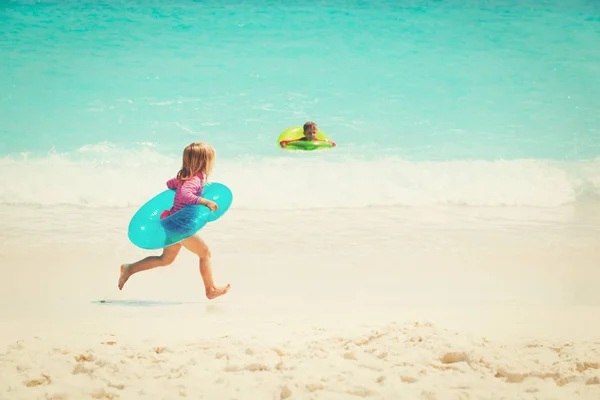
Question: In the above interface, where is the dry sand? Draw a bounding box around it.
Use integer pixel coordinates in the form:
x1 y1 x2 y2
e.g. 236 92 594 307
1 205 599 399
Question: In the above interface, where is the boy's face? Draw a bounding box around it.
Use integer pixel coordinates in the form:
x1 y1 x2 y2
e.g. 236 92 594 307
304 126 317 140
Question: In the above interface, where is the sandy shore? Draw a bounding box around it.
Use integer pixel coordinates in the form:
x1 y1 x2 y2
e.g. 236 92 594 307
1 204 599 399
2 314 600 400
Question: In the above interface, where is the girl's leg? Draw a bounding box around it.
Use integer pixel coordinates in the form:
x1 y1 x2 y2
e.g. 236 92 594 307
181 234 230 299
118 243 182 290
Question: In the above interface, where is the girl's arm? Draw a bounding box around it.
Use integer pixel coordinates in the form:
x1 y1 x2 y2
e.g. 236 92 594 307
166 177 178 190
178 176 205 205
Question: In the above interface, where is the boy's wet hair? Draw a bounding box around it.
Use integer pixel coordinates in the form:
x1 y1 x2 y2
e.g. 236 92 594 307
303 121 318 132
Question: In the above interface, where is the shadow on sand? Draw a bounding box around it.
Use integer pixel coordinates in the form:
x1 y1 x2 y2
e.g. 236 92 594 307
91 299 205 307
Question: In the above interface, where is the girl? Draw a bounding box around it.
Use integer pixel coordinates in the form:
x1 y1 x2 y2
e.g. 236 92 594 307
118 142 231 300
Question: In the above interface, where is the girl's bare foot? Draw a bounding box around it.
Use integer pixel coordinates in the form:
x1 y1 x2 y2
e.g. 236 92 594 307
206 284 231 300
118 264 131 290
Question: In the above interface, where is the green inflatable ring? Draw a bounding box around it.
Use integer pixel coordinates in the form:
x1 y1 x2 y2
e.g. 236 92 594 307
277 126 335 151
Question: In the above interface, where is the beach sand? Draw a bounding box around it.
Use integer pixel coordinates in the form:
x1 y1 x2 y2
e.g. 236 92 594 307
1 204 600 399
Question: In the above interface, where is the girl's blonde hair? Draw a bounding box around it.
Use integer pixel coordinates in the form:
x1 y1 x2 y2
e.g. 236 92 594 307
176 142 216 181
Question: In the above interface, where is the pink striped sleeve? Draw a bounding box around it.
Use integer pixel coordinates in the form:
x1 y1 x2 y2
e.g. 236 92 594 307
166 177 178 189
178 176 204 205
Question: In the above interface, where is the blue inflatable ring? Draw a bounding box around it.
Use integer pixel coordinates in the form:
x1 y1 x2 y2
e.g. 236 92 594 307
128 182 233 250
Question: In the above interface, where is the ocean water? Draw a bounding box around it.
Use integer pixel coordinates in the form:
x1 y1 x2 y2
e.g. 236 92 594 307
1 0 600 210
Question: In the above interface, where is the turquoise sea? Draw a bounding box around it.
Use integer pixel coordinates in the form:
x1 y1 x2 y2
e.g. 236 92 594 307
1 0 599 209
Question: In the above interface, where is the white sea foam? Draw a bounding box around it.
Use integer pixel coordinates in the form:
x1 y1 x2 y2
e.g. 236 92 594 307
0 144 598 209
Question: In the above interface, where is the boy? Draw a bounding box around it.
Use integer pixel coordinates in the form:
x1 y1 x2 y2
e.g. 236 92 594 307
280 121 336 148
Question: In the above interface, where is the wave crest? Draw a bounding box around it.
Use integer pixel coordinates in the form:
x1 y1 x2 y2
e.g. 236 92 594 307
0 145 598 209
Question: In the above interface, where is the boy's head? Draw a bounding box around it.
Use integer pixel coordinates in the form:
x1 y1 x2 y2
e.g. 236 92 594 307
303 121 318 140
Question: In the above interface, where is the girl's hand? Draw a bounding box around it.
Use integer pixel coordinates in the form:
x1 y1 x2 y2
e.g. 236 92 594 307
202 199 218 211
